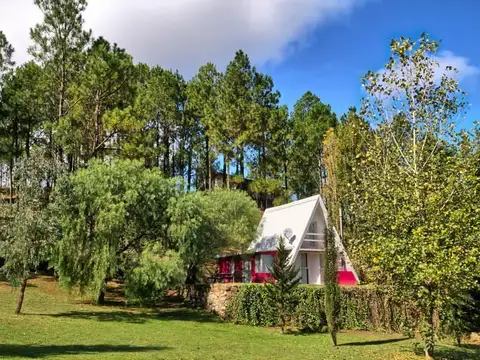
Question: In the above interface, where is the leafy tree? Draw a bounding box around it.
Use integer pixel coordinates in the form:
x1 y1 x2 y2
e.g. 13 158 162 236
324 226 341 346
357 34 480 359
266 238 300 333
168 191 220 283
205 189 261 249
29 0 91 160
289 91 337 198
187 63 220 190
0 30 14 79
322 108 371 251
0 149 60 314
57 37 136 168
216 50 254 184
169 189 260 283
53 159 180 303
130 66 186 176
124 244 185 304
0 62 46 202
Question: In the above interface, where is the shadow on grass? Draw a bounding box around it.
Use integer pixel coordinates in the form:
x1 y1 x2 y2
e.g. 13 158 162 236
33 308 219 324
339 337 409 346
0 344 167 358
412 343 480 360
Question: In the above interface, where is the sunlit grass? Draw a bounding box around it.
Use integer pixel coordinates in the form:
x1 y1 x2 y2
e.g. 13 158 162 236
0 276 478 360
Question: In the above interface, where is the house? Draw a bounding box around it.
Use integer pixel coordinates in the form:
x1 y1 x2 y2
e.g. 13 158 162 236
217 195 359 285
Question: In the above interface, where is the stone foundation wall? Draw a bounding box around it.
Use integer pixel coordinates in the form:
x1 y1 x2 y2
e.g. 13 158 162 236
205 283 241 318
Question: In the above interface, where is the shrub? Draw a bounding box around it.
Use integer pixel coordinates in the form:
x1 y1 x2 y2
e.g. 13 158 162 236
225 284 422 333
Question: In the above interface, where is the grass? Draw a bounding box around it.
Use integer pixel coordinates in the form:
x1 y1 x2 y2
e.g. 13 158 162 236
0 277 478 360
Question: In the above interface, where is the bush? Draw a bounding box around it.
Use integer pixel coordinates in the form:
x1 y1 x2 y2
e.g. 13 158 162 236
225 284 422 333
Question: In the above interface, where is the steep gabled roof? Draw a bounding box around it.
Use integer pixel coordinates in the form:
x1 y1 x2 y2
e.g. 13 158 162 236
248 195 321 252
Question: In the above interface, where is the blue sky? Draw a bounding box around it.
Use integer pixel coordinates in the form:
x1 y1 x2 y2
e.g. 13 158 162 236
263 0 480 130
2 0 479 130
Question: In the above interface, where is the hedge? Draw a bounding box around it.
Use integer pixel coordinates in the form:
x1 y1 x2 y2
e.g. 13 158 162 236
225 284 421 333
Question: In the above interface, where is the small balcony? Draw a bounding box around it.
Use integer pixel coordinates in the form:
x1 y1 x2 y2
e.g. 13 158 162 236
300 233 325 251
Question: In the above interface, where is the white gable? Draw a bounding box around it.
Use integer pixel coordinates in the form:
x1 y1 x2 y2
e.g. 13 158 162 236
248 195 321 252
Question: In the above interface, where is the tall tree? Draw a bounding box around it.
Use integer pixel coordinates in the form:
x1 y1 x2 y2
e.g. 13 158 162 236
0 62 46 203
187 63 220 190
0 149 60 314
0 31 14 79
131 66 186 176
289 92 337 199
29 0 91 160
57 37 136 168
324 226 341 346
358 34 480 359
218 50 254 183
322 107 371 248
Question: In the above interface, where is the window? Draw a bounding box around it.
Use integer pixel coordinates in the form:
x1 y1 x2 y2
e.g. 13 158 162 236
255 254 274 273
308 221 317 233
300 253 308 284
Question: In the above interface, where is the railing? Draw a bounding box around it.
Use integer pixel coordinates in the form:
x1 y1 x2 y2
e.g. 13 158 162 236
301 233 325 250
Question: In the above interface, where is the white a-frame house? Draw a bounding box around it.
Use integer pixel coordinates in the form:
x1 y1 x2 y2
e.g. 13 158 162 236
217 195 359 285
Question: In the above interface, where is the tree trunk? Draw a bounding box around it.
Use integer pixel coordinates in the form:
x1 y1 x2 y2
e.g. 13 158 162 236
15 278 28 315
97 289 105 305
205 134 210 190
186 263 197 285
222 158 227 188
424 299 435 359
164 138 170 175
9 155 13 206
240 148 245 179
187 140 193 191
96 278 108 305
284 162 288 191
25 119 31 157
330 331 338 347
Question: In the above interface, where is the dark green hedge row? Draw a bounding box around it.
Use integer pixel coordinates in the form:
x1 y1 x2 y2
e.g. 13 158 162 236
225 284 421 333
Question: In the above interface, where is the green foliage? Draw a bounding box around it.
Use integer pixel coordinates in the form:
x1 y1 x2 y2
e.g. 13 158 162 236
203 189 261 250
226 284 422 333
324 226 341 345
168 191 220 273
0 149 61 313
265 238 300 332
53 159 180 300
124 244 185 304
289 91 337 198
57 37 136 165
356 33 480 358
0 31 14 77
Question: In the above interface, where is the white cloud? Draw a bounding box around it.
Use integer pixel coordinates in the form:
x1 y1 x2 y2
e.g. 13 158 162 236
0 0 364 76
375 50 480 87
434 50 480 82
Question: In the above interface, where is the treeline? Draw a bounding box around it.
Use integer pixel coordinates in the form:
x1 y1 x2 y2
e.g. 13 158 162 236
0 0 337 208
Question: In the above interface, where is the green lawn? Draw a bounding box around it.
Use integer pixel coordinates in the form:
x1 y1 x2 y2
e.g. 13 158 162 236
0 277 478 360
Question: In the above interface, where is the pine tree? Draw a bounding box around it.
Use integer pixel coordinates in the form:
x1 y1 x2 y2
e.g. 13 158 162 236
324 225 341 346
266 237 300 333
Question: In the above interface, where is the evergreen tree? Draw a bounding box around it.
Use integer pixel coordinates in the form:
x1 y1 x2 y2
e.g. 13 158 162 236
324 225 341 346
290 91 337 198
266 237 300 333
0 31 14 78
29 0 91 161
